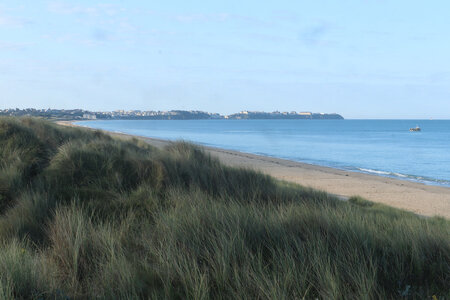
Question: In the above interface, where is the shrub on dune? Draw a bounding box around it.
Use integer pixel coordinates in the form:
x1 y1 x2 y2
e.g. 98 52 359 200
0 239 53 299
44 140 165 212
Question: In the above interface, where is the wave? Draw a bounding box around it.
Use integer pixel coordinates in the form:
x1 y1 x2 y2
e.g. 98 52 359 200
261 155 450 188
358 168 391 176
355 167 450 187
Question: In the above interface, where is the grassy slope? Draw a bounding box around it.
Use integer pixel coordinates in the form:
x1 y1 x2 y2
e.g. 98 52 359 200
0 117 448 299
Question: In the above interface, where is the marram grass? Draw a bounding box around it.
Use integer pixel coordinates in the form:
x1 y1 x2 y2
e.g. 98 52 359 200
0 117 448 299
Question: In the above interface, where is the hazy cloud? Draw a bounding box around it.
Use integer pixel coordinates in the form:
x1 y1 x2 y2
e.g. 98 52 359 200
48 2 125 16
46 2 137 46
273 11 302 23
92 28 110 41
175 13 229 23
0 41 29 51
429 72 450 84
245 32 291 43
0 12 31 27
174 12 272 27
299 23 329 45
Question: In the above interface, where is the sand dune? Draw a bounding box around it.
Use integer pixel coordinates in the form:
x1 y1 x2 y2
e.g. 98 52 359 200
58 121 450 218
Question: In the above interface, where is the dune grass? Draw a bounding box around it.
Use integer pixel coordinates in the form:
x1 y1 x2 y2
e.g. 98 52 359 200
0 117 448 299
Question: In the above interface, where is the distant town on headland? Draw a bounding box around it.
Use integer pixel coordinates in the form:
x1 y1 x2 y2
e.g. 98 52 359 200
0 108 344 120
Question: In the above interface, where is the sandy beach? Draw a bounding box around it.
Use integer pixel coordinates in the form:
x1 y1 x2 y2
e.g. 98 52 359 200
59 121 450 218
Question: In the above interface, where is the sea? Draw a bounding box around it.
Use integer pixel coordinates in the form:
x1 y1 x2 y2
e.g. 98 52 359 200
76 119 450 187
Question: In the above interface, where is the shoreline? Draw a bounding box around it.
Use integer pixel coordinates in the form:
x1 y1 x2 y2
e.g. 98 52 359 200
59 120 450 218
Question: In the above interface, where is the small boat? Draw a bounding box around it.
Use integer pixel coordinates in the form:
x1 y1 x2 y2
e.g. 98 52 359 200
410 126 421 132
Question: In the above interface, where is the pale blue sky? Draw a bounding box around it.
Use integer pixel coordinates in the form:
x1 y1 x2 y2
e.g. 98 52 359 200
1 1 450 118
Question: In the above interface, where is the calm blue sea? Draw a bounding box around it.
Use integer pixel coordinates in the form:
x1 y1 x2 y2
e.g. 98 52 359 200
76 120 450 187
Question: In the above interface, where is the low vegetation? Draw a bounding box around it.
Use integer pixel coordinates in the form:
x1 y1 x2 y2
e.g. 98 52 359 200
0 117 448 299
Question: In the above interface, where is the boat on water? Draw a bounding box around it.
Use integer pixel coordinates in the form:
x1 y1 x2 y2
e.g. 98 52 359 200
410 126 421 132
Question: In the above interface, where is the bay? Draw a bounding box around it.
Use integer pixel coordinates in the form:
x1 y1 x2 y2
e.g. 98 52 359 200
76 119 450 187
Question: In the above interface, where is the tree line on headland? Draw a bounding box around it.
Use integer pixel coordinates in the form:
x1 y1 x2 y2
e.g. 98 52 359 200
0 108 344 120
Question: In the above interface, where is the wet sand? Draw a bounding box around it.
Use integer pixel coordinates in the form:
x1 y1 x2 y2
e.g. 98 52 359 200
58 121 450 218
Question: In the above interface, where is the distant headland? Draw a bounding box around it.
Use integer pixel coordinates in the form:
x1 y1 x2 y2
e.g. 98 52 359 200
0 108 344 120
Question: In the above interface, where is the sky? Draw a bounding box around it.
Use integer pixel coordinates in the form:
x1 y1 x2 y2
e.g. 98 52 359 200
1 1 450 119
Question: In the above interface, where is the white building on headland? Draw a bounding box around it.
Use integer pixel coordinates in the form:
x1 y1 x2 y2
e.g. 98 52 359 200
83 114 97 120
